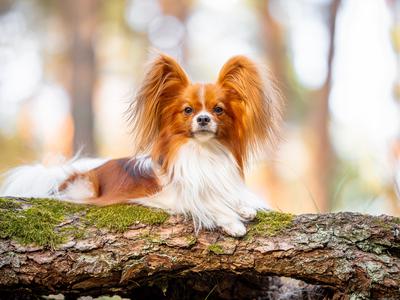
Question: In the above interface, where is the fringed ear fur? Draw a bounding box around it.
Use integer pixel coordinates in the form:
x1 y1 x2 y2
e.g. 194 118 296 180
128 53 190 155
217 55 283 160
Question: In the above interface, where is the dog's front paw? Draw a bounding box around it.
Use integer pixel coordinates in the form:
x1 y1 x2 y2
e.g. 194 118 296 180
220 221 246 237
238 206 257 221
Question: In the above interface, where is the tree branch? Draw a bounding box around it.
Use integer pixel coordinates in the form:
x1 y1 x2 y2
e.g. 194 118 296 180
0 197 399 299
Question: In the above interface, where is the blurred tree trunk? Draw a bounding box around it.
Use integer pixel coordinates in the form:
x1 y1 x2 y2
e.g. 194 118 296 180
60 0 98 155
308 0 341 213
261 0 289 96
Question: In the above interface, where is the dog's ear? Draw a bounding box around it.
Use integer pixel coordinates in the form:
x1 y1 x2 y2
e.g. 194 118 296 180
217 55 282 159
129 53 190 154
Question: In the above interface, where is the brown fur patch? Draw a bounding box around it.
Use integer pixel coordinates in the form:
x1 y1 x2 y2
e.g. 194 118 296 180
59 158 161 205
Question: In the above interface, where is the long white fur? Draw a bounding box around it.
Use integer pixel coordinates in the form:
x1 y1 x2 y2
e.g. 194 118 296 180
0 157 108 199
134 138 268 236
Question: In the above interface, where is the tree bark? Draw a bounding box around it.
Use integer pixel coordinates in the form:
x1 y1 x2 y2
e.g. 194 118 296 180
0 198 399 300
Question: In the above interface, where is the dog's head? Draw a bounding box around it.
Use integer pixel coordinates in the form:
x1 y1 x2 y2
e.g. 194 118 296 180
129 53 282 173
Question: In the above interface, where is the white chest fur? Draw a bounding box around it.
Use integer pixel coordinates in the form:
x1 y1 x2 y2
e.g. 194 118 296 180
134 140 267 235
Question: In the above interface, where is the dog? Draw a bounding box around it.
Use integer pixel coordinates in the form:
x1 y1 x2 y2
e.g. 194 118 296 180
0 53 282 237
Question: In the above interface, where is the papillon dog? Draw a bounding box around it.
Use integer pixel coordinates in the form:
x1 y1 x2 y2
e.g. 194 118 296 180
0 53 282 237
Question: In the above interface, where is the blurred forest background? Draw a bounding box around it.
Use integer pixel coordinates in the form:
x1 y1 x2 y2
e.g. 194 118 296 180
0 0 400 216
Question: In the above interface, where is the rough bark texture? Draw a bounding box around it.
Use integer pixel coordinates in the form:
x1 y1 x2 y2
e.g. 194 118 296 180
0 198 399 300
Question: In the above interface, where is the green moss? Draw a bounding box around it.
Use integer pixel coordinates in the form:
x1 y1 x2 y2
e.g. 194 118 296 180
0 207 66 247
0 197 86 247
248 211 294 237
85 204 169 232
33 198 85 215
0 198 169 247
0 197 22 210
208 244 224 255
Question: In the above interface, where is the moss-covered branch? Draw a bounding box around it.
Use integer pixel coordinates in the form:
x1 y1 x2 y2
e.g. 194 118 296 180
0 197 399 299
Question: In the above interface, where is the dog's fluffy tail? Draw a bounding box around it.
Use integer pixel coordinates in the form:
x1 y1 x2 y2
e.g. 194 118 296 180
0 156 107 199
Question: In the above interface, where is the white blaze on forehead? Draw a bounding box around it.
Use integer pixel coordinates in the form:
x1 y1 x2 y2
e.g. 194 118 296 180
191 84 217 137
198 84 206 109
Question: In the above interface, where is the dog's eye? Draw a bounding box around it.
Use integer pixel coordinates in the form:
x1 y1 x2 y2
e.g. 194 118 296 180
214 106 224 115
184 107 193 115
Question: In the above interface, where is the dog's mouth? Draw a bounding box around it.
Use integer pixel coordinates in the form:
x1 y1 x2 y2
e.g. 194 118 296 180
191 129 216 141
192 128 215 135
195 129 213 133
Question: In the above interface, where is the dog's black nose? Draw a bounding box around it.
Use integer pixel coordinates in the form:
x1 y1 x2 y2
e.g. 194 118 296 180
197 115 211 126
